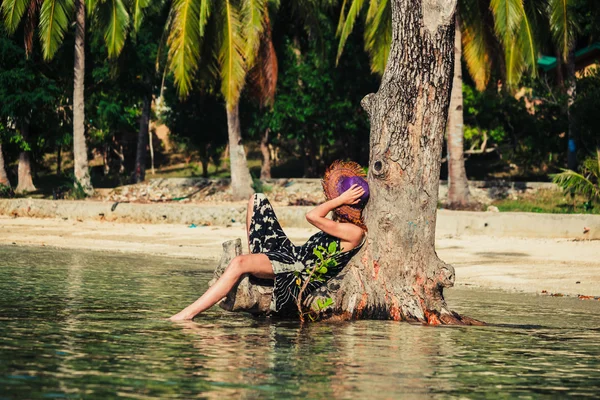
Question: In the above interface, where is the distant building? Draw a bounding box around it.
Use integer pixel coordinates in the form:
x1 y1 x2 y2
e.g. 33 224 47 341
538 42 600 78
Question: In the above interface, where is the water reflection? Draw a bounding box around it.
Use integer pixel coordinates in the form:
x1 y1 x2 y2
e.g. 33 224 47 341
1 245 599 398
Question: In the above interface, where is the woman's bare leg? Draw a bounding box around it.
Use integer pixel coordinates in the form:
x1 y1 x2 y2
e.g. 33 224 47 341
246 194 256 253
169 253 274 321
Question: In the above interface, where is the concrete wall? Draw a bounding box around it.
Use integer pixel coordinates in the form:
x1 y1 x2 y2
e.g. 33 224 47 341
1 198 599 240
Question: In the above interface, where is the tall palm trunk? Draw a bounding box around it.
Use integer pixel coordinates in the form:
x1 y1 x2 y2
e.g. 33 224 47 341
72 0 93 195
566 47 577 171
16 121 36 193
132 90 152 183
226 102 253 200
0 142 9 187
260 128 271 179
446 15 471 208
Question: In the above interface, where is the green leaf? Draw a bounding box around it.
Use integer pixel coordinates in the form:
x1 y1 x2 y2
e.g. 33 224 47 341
103 0 130 58
328 241 337 254
39 0 74 60
336 0 365 65
131 0 151 34
318 266 327 274
1 0 29 34
241 0 266 69
167 0 203 97
217 0 246 109
313 248 323 260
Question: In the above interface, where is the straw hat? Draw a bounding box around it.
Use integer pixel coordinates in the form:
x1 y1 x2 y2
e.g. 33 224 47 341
321 160 369 230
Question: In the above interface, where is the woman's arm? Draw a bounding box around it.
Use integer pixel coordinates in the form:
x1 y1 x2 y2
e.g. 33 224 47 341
306 184 365 243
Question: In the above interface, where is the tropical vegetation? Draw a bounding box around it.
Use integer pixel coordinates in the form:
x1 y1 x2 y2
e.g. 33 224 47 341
0 0 599 213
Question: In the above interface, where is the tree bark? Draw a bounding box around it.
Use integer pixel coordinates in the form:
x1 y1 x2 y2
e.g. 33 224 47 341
56 145 62 175
260 128 272 179
73 0 93 195
0 142 10 187
16 121 36 193
446 15 471 209
566 47 577 171
309 0 477 324
132 91 151 183
226 103 254 200
200 159 208 178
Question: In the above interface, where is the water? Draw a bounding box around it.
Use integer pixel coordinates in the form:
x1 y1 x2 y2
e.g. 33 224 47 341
1 245 599 399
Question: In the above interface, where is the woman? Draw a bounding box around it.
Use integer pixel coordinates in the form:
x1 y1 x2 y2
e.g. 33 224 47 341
169 161 369 320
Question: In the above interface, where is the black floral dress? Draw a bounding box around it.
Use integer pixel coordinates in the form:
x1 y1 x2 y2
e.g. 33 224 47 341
249 193 365 315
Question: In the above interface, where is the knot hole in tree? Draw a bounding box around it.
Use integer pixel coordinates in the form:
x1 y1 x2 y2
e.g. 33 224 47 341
371 160 387 178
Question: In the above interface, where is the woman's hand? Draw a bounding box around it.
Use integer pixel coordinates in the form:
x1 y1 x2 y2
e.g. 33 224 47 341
337 184 365 206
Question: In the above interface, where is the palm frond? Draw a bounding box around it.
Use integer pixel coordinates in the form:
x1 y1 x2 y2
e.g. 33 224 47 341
461 0 492 90
505 36 524 89
101 0 130 58
552 168 600 201
1 0 30 34
241 0 266 70
131 0 151 33
363 0 390 75
548 0 578 61
490 0 523 46
582 156 600 181
247 12 277 108
167 0 202 97
39 0 74 60
516 1 537 78
217 0 246 108
199 0 209 35
336 0 365 65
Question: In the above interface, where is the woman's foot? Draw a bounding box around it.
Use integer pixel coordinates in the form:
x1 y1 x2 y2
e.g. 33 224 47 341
169 311 194 321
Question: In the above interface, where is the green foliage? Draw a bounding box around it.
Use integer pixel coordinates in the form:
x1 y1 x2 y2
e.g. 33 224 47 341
462 81 568 174
245 11 377 176
251 175 272 193
0 183 15 198
551 155 600 204
294 240 340 321
313 297 334 312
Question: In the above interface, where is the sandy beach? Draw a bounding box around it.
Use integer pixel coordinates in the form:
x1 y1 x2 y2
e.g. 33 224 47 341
1 215 599 298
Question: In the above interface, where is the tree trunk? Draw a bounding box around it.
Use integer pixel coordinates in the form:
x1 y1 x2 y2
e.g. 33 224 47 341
200 159 208 178
132 91 151 183
446 15 471 209
72 0 93 196
312 0 479 324
219 144 229 172
103 144 110 175
260 128 272 179
0 142 10 187
56 145 62 175
16 121 36 193
226 103 254 200
566 47 577 171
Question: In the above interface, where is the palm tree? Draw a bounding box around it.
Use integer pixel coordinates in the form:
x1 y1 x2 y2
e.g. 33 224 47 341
167 0 274 200
335 0 539 207
547 0 579 170
0 142 9 187
1 0 145 195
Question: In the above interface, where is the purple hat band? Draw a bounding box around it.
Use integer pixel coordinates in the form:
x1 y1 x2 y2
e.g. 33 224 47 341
337 176 370 208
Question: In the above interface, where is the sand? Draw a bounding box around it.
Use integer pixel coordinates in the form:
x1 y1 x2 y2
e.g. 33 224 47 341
1 216 598 297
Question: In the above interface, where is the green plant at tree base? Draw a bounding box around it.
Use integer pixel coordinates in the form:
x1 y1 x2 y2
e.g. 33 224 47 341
551 154 600 209
0 184 14 198
294 241 340 322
